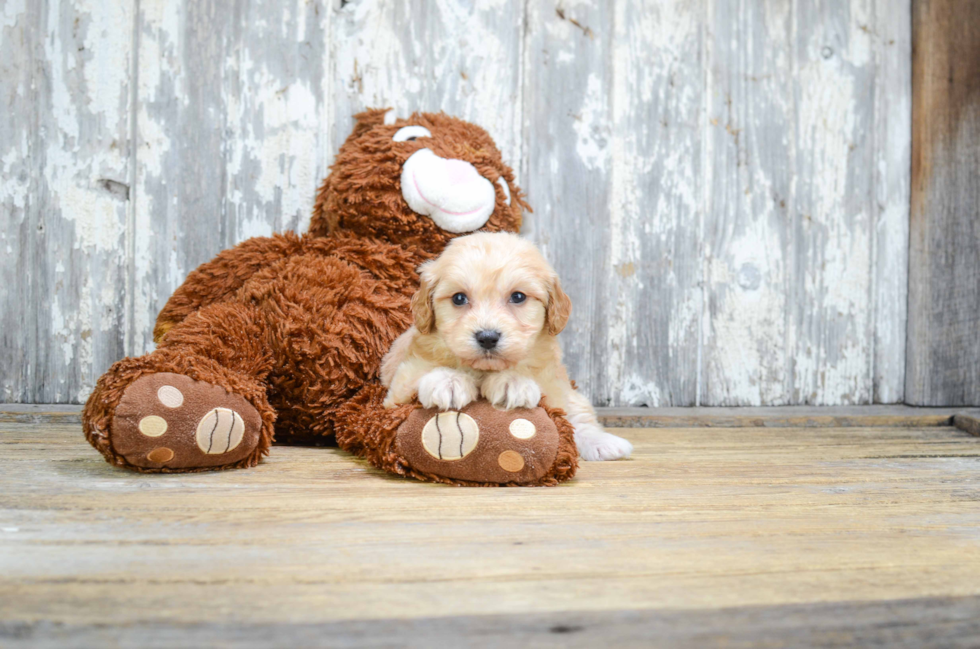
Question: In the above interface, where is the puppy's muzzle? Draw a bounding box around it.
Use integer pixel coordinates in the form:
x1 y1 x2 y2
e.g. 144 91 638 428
475 329 501 351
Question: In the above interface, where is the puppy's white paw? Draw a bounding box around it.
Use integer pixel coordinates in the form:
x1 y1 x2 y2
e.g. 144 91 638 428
575 425 633 461
481 372 542 410
418 368 479 411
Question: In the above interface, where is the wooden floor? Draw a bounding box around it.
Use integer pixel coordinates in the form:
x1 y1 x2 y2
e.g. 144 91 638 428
2 413 980 647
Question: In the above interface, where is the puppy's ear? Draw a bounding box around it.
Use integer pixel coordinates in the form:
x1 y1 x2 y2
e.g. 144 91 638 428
412 265 437 334
545 275 572 335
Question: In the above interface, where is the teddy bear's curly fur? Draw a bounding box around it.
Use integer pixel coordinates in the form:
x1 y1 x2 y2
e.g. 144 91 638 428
82 109 578 486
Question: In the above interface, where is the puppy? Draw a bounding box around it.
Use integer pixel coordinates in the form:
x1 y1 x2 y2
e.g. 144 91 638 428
382 232 632 461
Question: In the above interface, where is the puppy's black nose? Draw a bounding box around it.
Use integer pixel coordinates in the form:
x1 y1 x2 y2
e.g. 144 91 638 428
475 329 501 350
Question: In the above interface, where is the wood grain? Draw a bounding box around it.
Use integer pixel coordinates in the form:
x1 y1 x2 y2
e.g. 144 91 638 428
130 0 334 353
4 597 980 648
906 0 980 406
0 1 917 407
599 404 962 429
0 0 134 403
2 420 979 646
954 410 980 437
701 0 900 406
331 0 526 171
594 0 702 407
522 0 612 403
702 0 795 405
873 0 912 404
0 404 965 429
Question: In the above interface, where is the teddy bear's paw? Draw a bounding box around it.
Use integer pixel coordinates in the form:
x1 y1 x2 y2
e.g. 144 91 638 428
109 373 264 470
394 400 561 485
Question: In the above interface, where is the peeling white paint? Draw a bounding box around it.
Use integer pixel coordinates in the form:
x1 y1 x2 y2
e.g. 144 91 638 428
332 0 523 167
0 0 133 402
1 0 25 29
572 74 609 173
1 0 911 406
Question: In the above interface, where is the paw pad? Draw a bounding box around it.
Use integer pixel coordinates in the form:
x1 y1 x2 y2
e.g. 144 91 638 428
157 385 184 408
508 418 536 439
146 447 175 463
497 450 525 472
421 412 479 460
195 408 245 454
138 415 168 437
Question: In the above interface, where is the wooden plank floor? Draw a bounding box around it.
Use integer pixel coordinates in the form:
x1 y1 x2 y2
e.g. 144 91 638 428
2 417 980 647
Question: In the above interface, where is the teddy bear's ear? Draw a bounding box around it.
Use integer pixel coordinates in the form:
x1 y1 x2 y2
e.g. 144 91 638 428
350 108 395 138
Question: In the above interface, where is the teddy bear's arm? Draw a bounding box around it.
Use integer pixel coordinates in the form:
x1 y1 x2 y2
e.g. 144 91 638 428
153 233 307 342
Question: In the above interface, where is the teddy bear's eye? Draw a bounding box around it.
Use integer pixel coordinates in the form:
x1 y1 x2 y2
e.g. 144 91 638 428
452 293 468 306
393 126 432 142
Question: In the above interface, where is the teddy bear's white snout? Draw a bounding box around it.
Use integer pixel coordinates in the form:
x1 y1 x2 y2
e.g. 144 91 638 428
400 148 496 233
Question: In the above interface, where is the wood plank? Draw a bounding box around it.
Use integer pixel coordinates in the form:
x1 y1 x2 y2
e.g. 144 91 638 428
599 404 961 428
702 0 894 406
872 0 911 403
330 0 526 174
0 404 965 428
0 0 38 404
954 410 980 437
906 0 980 406
3 421 980 643
4 597 980 648
0 0 134 403
588 0 702 406
792 0 878 405
522 0 611 405
701 0 795 405
131 0 333 354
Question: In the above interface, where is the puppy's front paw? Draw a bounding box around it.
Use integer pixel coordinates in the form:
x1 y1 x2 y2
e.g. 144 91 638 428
575 425 633 461
417 368 479 411
481 372 542 410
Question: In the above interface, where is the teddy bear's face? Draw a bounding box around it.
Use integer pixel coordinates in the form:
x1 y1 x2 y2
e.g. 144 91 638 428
310 109 527 252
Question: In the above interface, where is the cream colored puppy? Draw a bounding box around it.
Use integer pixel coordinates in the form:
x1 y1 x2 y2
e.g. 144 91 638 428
382 232 632 461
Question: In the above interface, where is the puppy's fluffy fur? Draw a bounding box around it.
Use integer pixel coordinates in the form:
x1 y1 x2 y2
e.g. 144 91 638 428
382 232 632 461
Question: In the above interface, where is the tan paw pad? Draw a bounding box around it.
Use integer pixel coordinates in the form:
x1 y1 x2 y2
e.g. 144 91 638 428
196 408 245 454
421 412 479 460
508 418 536 439
497 450 525 472
138 415 168 437
146 447 175 463
157 385 184 408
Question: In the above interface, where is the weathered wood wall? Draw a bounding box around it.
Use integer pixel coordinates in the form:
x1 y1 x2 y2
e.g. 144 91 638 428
906 0 980 406
1 0 914 406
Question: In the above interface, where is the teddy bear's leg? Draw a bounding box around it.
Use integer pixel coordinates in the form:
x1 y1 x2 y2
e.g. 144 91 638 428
333 384 578 486
153 233 307 342
83 302 277 472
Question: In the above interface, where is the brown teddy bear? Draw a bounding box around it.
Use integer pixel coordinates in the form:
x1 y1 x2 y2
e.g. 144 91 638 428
82 109 578 486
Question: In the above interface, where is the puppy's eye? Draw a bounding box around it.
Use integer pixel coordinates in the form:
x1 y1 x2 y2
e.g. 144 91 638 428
509 292 526 304
393 126 432 142
452 293 468 306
